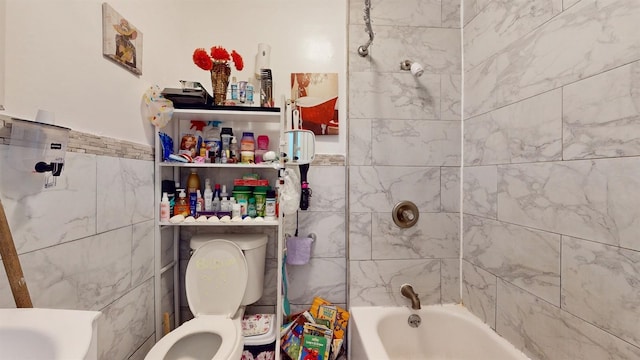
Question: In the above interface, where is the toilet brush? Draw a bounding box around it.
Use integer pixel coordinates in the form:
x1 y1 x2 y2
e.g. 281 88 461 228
0 198 33 307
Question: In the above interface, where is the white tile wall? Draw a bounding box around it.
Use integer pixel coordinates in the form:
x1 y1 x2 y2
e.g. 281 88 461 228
0 149 155 359
463 0 640 357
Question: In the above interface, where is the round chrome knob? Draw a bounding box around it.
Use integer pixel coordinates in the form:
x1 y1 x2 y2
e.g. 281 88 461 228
392 201 419 228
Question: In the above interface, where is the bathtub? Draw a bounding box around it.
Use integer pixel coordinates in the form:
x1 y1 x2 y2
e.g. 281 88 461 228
349 304 530 360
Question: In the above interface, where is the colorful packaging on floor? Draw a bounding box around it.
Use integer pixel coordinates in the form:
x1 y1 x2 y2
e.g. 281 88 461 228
281 297 350 360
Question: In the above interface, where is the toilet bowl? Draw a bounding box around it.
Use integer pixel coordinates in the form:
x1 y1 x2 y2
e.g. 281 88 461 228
144 315 243 360
145 234 268 360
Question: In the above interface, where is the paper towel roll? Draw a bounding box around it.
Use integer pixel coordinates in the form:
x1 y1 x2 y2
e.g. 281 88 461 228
255 43 271 79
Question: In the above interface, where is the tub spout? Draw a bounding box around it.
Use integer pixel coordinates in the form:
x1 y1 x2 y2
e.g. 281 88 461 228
401 284 421 310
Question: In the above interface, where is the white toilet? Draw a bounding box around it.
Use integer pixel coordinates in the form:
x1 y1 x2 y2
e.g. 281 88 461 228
145 233 269 360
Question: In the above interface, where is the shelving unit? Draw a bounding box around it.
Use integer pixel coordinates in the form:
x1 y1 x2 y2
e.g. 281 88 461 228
153 106 285 359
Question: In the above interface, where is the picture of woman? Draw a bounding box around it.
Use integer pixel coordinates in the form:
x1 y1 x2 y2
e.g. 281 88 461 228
179 135 198 157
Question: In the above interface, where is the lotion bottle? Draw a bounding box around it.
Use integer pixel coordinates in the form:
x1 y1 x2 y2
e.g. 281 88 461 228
160 192 170 222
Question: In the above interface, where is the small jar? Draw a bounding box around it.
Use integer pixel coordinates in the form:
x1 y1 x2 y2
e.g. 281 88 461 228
241 132 255 151
240 132 256 163
255 135 269 163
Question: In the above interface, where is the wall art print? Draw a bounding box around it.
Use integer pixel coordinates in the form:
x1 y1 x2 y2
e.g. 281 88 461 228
102 3 143 75
291 73 339 135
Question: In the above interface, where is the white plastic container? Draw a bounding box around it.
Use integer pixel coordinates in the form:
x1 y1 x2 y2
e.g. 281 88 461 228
241 314 277 360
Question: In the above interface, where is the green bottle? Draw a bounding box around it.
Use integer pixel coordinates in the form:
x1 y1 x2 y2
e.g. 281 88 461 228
247 197 257 218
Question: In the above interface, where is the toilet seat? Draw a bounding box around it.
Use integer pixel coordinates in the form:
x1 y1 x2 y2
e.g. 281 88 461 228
186 240 248 317
144 316 243 360
145 240 249 360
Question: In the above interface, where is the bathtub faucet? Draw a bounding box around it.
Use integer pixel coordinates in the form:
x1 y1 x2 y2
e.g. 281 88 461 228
400 284 421 310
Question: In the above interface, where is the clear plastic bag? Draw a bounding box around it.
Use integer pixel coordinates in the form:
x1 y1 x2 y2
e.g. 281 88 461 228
280 168 301 215
141 85 174 128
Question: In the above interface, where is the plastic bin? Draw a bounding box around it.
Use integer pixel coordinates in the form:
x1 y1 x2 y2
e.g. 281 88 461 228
241 314 277 360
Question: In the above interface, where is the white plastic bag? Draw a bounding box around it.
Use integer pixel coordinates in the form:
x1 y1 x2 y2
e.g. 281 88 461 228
280 168 301 216
141 85 173 128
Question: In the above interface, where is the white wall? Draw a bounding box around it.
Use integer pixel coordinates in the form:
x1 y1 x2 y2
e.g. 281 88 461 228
1 0 346 154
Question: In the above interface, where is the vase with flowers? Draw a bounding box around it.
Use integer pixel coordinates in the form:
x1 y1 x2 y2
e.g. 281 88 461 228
193 46 244 105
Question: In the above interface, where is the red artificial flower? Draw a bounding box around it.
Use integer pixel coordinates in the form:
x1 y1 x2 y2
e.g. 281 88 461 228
231 50 244 71
193 45 243 72
210 46 230 62
192 48 213 71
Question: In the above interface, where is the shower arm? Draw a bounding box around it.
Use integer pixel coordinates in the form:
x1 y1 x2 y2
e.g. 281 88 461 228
358 0 375 57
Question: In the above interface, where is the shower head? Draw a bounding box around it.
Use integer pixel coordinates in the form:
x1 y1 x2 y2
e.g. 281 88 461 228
400 60 424 77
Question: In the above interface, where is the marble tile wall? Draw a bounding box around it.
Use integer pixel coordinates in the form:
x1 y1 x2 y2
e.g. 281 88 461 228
283 164 347 310
348 0 462 307
0 141 156 360
463 0 640 358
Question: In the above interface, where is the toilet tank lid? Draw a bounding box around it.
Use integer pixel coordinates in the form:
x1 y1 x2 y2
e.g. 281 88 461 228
190 233 268 251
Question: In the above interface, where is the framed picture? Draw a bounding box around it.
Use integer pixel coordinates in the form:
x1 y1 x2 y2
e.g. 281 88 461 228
102 3 142 75
291 73 339 135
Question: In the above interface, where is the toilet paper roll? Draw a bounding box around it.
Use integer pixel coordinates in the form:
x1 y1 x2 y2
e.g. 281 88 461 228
254 43 271 79
35 109 55 124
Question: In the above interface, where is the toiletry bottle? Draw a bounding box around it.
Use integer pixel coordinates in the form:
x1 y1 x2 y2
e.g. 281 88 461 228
160 192 170 222
220 127 233 162
162 180 176 216
174 189 190 216
238 198 248 217
187 170 200 194
196 190 204 213
220 197 228 213
230 136 238 162
173 182 181 216
238 81 248 103
220 149 228 164
255 135 269 163
212 183 221 212
246 79 254 105
219 185 229 212
265 190 276 220
230 77 238 100
240 132 255 163
204 179 213 211
247 197 257 218
189 191 197 217
220 184 229 202
232 203 241 218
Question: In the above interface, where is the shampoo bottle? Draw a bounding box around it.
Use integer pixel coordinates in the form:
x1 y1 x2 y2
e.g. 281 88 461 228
187 170 201 194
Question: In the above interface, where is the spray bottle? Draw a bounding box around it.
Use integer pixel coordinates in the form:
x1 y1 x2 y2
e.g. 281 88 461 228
204 179 213 211
160 192 170 222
